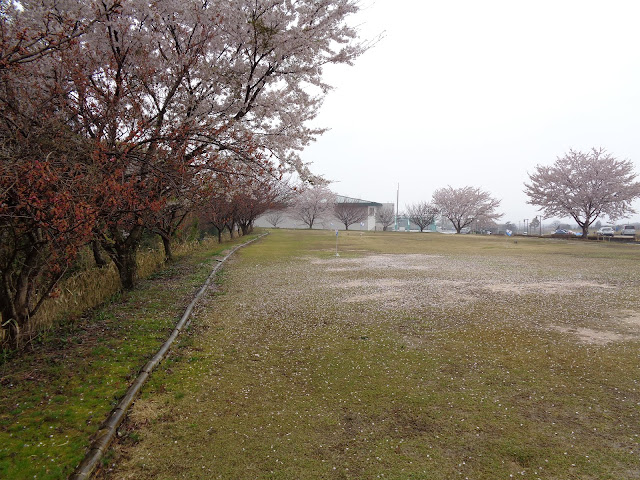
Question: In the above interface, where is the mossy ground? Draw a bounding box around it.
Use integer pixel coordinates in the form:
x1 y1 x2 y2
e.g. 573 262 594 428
0 236 255 480
100 230 640 479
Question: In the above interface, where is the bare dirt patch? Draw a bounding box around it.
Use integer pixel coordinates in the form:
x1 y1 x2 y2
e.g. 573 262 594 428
616 309 640 328
550 325 636 345
314 254 618 316
483 280 614 295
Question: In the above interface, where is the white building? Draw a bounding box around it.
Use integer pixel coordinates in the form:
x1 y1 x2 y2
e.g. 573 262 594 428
254 195 394 231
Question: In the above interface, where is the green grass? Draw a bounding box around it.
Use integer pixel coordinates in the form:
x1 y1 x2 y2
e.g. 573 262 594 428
0 234 259 480
101 230 640 479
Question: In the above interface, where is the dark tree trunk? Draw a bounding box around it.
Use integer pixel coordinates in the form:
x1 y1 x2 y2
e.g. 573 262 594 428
160 234 173 262
226 221 236 239
581 225 589 238
102 225 143 290
91 239 109 267
114 247 138 290
240 222 253 236
0 293 23 349
0 243 61 349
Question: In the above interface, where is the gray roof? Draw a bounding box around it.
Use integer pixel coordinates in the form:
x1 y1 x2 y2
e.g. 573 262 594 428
335 195 382 207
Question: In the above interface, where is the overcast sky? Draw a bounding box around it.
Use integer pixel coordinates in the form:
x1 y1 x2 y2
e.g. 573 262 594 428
302 0 640 226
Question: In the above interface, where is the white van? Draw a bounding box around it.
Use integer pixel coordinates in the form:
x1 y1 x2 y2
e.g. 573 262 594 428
621 225 636 236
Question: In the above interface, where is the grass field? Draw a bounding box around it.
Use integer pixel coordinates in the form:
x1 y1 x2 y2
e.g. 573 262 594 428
95 229 640 480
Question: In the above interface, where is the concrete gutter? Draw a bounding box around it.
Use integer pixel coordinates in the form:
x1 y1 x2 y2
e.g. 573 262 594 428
69 233 267 479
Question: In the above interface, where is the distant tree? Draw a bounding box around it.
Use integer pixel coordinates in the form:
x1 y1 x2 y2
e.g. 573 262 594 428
333 198 368 230
503 221 517 233
530 217 540 230
432 186 502 234
406 202 439 232
524 148 640 237
199 189 235 243
529 217 541 235
476 217 498 233
291 186 335 229
374 205 395 231
265 210 286 228
255 176 297 228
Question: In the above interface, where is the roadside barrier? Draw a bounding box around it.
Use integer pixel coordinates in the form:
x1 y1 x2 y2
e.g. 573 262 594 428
69 233 268 479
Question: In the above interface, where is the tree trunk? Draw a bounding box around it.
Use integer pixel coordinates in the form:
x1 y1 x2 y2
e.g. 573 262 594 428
102 225 143 290
115 247 137 289
582 226 589 238
91 239 108 267
160 234 173 262
0 294 24 349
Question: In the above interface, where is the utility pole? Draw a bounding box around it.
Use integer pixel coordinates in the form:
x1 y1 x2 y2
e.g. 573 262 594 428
395 183 399 231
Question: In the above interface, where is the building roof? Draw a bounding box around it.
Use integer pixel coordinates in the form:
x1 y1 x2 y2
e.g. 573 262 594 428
335 195 382 207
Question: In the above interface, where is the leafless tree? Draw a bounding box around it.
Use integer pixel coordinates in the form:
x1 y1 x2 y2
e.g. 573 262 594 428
291 186 336 229
432 186 502 234
406 202 439 232
375 205 395 231
333 198 368 230
524 148 640 237
265 210 286 228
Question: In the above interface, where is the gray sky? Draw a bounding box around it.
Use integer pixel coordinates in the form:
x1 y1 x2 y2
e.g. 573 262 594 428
303 0 640 226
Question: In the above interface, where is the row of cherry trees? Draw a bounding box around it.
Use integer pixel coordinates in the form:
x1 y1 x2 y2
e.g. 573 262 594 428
404 186 502 233
0 0 366 346
398 148 640 235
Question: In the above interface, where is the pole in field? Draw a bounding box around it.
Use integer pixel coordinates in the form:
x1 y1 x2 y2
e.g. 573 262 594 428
335 229 339 256
395 182 399 231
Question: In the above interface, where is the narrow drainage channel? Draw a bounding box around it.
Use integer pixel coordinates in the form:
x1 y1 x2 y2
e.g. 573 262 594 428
69 233 268 479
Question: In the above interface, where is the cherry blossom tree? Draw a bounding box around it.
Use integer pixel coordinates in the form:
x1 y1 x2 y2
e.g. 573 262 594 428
374 205 395 231
0 0 122 70
432 186 502 234
291 185 335 229
255 177 297 228
0 0 369 344
406 202 439 232
265 210 286 228
333 198 368 230
233 171 284 236
0 1 118 345
0 127 98 346
66 0 367 285
524 148 640 237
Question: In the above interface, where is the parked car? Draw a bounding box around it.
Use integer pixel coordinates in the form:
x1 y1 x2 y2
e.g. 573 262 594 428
553 229 569 235
597 226 615 236
621 225 636 236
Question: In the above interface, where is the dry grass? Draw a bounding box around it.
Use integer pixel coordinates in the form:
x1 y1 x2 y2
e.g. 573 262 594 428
28 237 225 342
97 230 640 479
